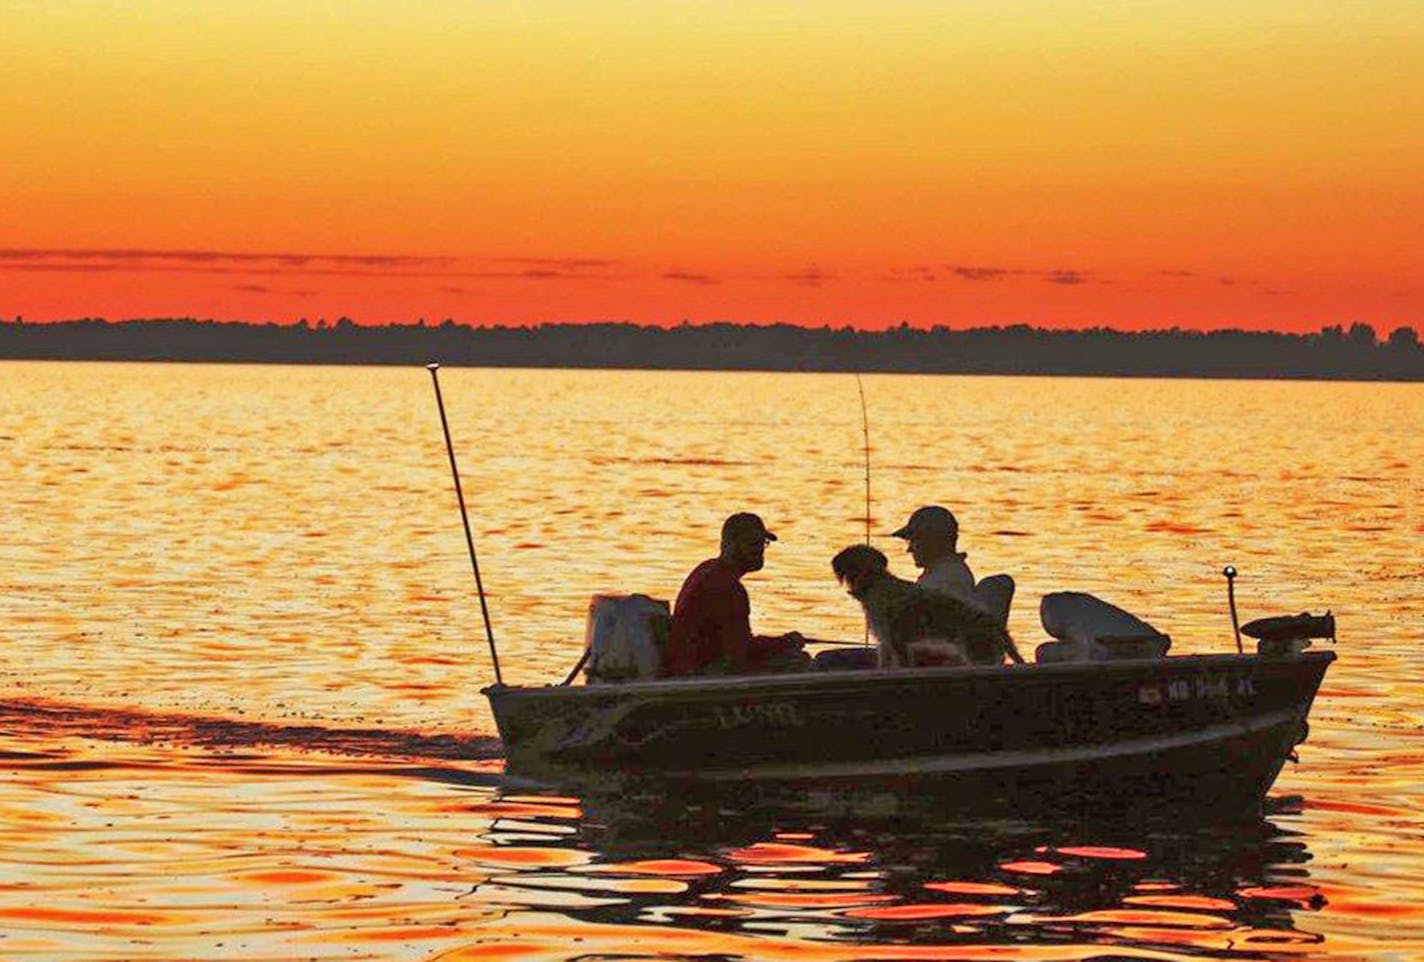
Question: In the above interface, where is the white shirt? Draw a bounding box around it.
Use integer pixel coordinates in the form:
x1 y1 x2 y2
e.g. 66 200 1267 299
917 554 976 604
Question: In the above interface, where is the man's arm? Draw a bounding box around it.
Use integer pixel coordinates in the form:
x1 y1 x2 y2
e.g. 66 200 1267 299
717 579 754 671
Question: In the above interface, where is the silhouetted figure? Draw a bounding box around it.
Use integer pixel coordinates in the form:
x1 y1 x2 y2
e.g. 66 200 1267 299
891 505 975 601
891 505 1021 642
831 544 1018 667
663 513 809 677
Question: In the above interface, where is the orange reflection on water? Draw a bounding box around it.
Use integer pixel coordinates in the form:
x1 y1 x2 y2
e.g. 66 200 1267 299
0 906 193 927
462 801 583 819
1123 894 1239 911
609 877 689 894
709 891 898 908
1054 845 1148 860
314 925 473 944
1145 520 1214 536
239 869 341 885
586 858 723 876
453 845 591 868
1233 928 1328 948
1238 885 1324 908
735 877 876 891
433 944 549 961
1310 799 1409 817
1000 860 1063 875
1316 893 1419 919
433 915 1208 962
924 881 1025 897
847 902 1011 920
727 842 870 864
1045 908 1233 928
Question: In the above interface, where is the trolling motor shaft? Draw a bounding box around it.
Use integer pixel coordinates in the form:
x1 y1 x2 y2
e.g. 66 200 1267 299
1224 565 1242 654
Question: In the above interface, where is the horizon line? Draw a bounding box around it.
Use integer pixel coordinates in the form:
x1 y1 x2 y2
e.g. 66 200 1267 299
5 315 1419 339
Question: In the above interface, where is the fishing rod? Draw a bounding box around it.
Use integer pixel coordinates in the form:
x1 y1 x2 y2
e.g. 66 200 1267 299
855 372 871 647
426 363 503 686
855 372 871 547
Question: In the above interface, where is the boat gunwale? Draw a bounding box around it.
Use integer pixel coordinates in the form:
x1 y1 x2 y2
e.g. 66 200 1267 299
484 649 1336 700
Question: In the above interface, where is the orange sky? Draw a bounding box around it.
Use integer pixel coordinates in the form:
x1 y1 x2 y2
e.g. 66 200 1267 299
3 1 1421 331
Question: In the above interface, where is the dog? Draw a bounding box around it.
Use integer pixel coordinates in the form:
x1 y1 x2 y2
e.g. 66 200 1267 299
831 544 1021 668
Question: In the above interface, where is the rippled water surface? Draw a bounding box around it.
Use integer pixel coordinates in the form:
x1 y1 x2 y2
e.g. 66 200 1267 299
2 361 1421 960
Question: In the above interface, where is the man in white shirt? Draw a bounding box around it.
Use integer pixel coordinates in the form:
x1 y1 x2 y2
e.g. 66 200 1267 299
889 504 1024 663
890 505 976 603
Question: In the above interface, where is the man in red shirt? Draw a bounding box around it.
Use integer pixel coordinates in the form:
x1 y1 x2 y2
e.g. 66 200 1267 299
663 513 808 677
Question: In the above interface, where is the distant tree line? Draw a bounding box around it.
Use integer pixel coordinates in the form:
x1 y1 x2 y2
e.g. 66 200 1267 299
2 316 1421 381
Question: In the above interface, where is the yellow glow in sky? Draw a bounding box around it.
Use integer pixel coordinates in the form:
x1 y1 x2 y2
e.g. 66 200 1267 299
3 1 1421 327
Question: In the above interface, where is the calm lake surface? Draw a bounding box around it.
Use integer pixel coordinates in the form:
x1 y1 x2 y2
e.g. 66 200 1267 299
1 361 1421 960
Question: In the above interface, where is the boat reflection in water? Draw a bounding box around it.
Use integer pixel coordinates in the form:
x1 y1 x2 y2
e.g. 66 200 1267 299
468 783 1326 958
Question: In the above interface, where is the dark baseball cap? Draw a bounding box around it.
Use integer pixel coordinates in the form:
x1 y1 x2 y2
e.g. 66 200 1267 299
722 512 778 543
890 504 958 539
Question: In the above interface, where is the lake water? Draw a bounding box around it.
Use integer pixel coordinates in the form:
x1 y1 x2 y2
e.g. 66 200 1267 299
1 361 1421 960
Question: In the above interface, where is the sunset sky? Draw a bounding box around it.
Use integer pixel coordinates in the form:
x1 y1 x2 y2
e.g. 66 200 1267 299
3 1 1421 331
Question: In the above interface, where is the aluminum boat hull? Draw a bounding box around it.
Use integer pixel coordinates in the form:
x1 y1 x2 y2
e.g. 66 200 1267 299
484 651 1333 815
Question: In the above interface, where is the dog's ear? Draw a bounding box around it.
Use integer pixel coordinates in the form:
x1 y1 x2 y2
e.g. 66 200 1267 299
865 545 888 572
833 544 892 589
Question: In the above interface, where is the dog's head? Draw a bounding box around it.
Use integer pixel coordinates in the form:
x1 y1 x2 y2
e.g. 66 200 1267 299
831 544 889 597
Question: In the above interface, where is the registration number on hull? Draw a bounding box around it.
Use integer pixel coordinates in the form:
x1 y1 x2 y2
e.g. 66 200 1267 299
1138 675 1254 705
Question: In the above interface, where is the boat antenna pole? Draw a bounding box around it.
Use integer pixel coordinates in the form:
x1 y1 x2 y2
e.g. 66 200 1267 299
1223 565 1242 654
427 363 503 686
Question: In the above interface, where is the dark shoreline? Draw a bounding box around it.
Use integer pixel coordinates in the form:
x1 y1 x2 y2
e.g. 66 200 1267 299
3 317 1422 382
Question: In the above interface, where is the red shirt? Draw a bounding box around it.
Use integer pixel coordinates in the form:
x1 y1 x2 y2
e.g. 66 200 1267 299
664 558 753 676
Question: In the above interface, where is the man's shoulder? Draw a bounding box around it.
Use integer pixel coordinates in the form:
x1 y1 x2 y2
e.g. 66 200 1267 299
684 557 724 580
681 558 742 594
920 557 974 591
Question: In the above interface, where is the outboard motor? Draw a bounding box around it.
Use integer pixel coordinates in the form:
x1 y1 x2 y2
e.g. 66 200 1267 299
584 594 671 683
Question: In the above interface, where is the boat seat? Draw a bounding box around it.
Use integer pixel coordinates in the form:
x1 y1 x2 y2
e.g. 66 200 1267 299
972 573 1015 628
1035 591 1171 663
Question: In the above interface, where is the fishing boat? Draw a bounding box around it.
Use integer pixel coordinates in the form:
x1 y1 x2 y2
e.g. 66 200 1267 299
424 364 1336 817
484 645 1333 815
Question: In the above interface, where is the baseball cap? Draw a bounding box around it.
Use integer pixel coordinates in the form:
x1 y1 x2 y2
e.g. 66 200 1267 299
722 512 778 543
890 505 958 540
